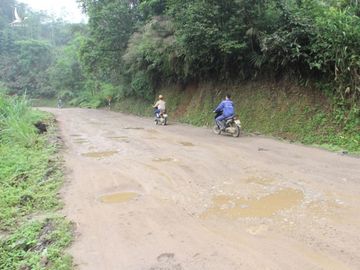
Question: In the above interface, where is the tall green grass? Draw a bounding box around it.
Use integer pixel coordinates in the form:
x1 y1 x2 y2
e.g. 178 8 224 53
0 96 42 145
0 94 73 269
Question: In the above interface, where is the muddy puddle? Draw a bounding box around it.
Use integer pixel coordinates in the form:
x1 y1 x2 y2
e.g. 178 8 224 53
124 127 144 130
147 129 159 134
74 139 88 144
202 188 304 219
88 121 102 125
99 192 139 203
153 157 178 162
82 151 118 158
107 136 128 139
179 141 194 147
108 136 130 143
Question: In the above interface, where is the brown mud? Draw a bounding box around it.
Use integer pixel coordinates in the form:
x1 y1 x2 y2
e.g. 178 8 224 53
44 108 360 270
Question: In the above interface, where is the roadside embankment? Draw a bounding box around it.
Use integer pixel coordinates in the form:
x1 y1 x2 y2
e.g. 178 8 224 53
0 96 73 270
114 80 360 153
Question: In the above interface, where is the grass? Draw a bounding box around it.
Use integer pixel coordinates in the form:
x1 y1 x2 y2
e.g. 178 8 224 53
0 218 73 270
31 98 59 108
0 94 73 270
112 81 359 153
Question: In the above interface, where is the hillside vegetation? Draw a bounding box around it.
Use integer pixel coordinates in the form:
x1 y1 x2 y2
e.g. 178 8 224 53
114 81 359 152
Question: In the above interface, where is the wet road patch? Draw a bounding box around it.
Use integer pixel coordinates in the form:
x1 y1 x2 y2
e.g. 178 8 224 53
108 136 130 143
107 136 128 139
124 127 144 130
202 188 304 219
153 158 178 162
74 138 88 144
82 151 118 158
179 141 194 147
99 192 139 203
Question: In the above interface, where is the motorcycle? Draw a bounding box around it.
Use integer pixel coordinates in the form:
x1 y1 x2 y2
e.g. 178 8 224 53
213 111 241 137
154 111 168 126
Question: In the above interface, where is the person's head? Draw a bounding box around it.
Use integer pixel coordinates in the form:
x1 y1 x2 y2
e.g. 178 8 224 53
158 95 164 100
225 94 231 100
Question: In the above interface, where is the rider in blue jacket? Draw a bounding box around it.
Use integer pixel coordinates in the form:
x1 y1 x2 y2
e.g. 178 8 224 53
214 94 234 130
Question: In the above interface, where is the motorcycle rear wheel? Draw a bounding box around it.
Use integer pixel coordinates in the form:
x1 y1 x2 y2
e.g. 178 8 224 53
232 125 240 137
213 125 221 135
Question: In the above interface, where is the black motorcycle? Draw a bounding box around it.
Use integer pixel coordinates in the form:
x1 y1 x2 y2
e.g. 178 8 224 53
154 110 168 126
213 111 241 137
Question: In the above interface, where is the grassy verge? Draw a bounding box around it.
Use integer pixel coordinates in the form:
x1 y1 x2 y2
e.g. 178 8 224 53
0 95 73 270
112 81 359 153
30 98 58 108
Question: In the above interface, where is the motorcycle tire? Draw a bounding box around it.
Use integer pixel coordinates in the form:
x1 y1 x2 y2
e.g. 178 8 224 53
232 125 240 137
213 125 221 135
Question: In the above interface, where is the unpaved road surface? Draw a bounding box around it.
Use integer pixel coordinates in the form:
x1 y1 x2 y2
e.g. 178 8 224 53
46 108 360 270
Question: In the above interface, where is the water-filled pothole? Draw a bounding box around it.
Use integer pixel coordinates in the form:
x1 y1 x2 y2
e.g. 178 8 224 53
147 129 159 134
179 141 194 147
99 192 139 203
74 139 88 144
108 136 128 139
82 151 118 158
124 127 144 130
202 188 304 219
153 158 178 162
108 136 130 143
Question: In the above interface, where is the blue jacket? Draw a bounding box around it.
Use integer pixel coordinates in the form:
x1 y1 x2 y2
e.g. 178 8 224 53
215 99 234 117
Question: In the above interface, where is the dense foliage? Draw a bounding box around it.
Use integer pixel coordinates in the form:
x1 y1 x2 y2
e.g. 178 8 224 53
75 0 359 104
1 0 359 104
0 0 85 97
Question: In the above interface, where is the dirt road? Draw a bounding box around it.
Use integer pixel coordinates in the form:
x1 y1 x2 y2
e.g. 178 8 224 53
46 108 360 270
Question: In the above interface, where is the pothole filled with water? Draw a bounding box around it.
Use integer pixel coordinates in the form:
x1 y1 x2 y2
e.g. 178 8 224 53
124 127 144 130
82 151 118 158
99 192 139 203
107 136 128 139
108 136 130 143
179 141 194 147
147 129 159 134
202 188 304 219
153 157 178 162
74 139 88 144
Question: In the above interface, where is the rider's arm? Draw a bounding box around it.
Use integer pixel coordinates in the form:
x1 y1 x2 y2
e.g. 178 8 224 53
214 101 224 113
153 101 159 108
